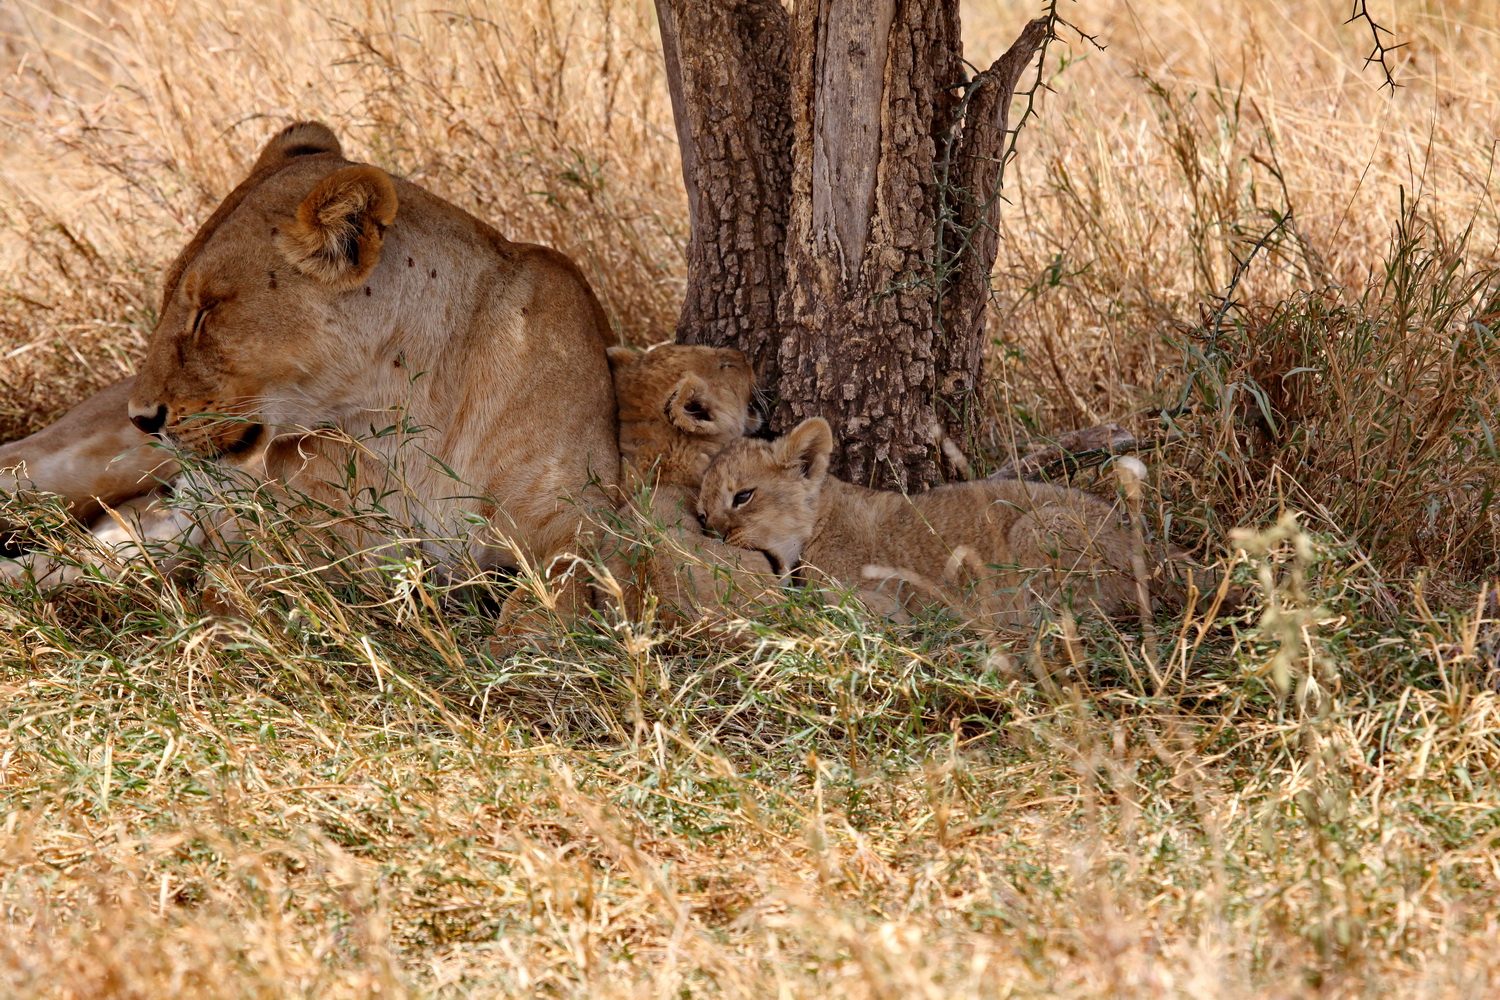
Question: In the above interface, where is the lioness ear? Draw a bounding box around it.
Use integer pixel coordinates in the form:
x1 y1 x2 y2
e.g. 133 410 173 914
775 418 833 481
666 374 719 435
160 123 349 309
251 121 343 174
606 346 639 372
279 165 398 288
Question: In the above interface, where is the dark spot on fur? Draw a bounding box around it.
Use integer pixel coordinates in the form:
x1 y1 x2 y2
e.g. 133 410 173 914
364 286 372 296
429 269 437 279
520 307 528 317
407 257 414 267
270 226 278 237
268 270 277 290
393 352 405 368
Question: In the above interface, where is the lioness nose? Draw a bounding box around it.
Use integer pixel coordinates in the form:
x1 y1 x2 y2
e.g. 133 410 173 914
130 403 168 436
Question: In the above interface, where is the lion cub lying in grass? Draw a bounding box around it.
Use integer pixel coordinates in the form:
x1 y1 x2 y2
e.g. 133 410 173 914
700 417 1180 626
607 344 778 626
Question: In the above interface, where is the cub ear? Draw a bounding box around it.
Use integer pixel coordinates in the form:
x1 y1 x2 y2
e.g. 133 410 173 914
251 121 343 174
606 346 639 372
278 165 398 288
665 374 719 435
775 418 833 481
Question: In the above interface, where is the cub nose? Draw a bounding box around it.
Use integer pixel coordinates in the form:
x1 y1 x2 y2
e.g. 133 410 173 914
130 403 168 436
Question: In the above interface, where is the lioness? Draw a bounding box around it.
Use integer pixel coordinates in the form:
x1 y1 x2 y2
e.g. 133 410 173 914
606 344 776 624
2 122 618 607
700 417 1176 626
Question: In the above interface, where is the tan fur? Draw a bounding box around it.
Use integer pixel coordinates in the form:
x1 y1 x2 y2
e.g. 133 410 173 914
5 122 619 610
0 377 177 533
606 344 776 625
276 165 399 289
0 492 193 588
700 418 1164 627
610 343 761 489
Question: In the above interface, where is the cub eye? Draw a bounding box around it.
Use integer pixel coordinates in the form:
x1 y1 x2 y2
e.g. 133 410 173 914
731 488 755 508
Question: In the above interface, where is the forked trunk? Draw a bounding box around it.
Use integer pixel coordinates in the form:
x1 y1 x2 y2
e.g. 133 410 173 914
657 0 1048 489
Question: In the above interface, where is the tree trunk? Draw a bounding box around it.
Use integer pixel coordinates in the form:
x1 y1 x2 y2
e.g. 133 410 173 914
657 0 1047 490
657 0 793 389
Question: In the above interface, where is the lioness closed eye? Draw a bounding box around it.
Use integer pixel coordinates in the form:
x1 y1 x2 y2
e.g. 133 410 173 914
699 417 1185 626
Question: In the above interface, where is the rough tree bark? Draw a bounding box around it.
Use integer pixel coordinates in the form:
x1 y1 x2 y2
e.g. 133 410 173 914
656 0 793 390
657 0 1047 490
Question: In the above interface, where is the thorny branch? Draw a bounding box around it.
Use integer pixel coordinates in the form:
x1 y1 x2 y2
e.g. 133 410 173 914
1202 211 1295 354
1000 0 1103 188
1345 0 1407 92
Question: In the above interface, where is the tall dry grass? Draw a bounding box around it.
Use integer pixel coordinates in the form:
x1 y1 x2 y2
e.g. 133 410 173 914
967 0 1500 589
4 1 1500 997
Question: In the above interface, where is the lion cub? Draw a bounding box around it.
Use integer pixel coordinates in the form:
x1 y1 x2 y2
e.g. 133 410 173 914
606 344 777 624
700 418 1165 626
610 344 760 489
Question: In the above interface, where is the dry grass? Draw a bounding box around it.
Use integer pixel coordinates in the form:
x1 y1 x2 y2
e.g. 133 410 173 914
5 0 1500 996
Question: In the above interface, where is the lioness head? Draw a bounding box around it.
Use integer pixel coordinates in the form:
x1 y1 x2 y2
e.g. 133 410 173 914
128 122 399 458
699 417 833 578
607 343 760 482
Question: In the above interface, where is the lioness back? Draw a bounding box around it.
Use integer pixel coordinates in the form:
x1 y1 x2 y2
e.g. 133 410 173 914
700 418 1154 625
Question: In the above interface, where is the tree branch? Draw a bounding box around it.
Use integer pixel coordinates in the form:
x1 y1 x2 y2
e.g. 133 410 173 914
1345 0 1406 92
932 16 1049 403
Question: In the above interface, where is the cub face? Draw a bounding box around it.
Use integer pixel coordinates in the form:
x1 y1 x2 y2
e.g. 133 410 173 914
607 343 760 479
128 123 398 459
608 343 759 439
699 417 833 578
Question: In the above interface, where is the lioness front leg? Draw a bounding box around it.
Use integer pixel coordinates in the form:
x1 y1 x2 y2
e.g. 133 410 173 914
0 490 197 588
1 376 179 549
